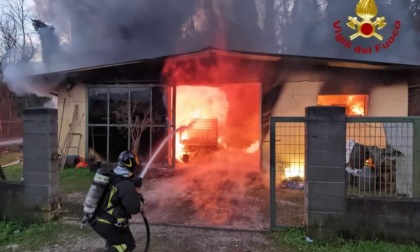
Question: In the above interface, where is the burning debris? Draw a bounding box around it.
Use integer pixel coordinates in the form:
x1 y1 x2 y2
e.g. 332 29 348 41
174 85 228 162
142 152 269 229
346 139 405 194
279 176 304 190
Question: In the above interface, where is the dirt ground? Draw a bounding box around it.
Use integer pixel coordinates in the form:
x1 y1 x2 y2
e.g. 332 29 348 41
56 155 300 252
37 222 284 252
63 154 271 231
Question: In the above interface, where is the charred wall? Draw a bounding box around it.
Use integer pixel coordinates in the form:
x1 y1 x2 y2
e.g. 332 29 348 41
408 69 420 116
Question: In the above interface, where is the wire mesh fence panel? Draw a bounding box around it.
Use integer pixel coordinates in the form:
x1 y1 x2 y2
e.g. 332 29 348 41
271 119 305 228
346 120 414 198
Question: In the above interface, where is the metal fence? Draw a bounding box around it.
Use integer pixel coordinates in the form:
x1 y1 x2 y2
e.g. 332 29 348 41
346 117 420 198
270 116 420 230
270 117 305 229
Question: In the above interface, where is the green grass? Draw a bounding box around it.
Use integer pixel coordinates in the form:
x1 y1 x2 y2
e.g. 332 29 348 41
2 164 23 181
2 166 95 191
0 220 94 251
1 149 95 191
59 168 95 194
270 228 420 252
0 152 23 182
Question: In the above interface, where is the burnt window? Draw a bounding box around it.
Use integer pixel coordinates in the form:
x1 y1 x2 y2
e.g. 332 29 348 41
317 95 369 116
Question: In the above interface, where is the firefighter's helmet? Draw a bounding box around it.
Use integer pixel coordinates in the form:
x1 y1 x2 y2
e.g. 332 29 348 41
117 150 140 172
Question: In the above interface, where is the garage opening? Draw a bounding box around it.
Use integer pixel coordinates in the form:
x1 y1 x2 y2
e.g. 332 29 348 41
159 83 265 228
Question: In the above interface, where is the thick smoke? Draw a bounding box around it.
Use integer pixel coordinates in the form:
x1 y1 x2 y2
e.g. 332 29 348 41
3 0 416 79
1 20 62 107
2 61 57 95
27 0 281 74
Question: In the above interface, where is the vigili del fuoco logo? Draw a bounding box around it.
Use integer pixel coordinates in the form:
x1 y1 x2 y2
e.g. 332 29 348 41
333 0 401 54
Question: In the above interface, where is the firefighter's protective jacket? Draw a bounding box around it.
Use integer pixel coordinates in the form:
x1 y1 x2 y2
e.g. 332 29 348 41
97 173 141 225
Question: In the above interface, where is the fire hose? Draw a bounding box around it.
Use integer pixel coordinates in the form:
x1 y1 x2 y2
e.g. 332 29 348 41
135 122 196 252
140 209 150 252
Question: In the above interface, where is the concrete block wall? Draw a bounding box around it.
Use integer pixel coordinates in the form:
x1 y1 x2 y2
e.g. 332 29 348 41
305 106 347 240
22 108 60 214
0 182 25 219
304 106 420 244
345 198 420 243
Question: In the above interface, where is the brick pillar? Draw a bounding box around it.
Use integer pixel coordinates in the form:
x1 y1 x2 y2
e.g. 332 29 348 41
22 108 60 217
305 106 346 241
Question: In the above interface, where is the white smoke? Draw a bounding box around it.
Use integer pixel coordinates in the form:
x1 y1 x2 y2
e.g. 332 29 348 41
43 95 58 108
2 62 60 108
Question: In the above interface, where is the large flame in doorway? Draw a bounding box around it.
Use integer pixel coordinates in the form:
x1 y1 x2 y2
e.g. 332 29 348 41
161 55 263 226
175 85 229 161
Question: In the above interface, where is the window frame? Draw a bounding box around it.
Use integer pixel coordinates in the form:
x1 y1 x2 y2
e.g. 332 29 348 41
86 83 175 165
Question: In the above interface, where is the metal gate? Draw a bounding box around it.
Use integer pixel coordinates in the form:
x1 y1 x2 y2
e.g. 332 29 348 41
270 117 306 230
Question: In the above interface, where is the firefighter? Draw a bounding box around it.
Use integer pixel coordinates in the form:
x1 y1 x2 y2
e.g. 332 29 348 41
91 150 144 252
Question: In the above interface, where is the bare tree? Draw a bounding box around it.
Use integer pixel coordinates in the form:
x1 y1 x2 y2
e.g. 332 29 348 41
0 0 37 143
0 0 36 64
0 17 18 63
113 102 161 155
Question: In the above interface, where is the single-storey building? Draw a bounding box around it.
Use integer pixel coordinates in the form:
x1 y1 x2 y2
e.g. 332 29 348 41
31 47 420 177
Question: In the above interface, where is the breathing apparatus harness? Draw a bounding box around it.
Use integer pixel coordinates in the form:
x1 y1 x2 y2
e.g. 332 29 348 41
81 168 150 252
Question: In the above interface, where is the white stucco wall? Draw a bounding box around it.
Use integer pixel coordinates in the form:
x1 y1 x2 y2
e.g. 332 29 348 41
368 82 408 116
57 84 87 161
260 79 409 179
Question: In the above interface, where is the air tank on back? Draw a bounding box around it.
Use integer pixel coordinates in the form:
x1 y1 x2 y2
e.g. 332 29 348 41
83 168 111 215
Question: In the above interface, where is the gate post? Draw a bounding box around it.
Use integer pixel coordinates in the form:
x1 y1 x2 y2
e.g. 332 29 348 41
22 108 60 220
305 106 346 241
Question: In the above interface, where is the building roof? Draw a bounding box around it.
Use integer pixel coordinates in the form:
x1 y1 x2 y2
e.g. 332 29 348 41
31 47 420 82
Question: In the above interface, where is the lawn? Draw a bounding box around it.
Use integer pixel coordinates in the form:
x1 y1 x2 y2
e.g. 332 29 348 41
269 228 420 252
1 150 95 191
3 166 95 188
0 220 94 251
59 168 95 194
0 152 23 181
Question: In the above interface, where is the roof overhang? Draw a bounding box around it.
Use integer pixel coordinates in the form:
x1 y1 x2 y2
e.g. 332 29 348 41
29 47 420 81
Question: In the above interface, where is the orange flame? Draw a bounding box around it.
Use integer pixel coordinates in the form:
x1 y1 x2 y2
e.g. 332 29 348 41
174 85 229 161
346 95 365 116
318 95 367 116
161 54 262 226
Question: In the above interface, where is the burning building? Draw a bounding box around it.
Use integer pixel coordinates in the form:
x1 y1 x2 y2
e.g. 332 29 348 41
4 0 420 230
31 48 411 168
27 46 418 229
